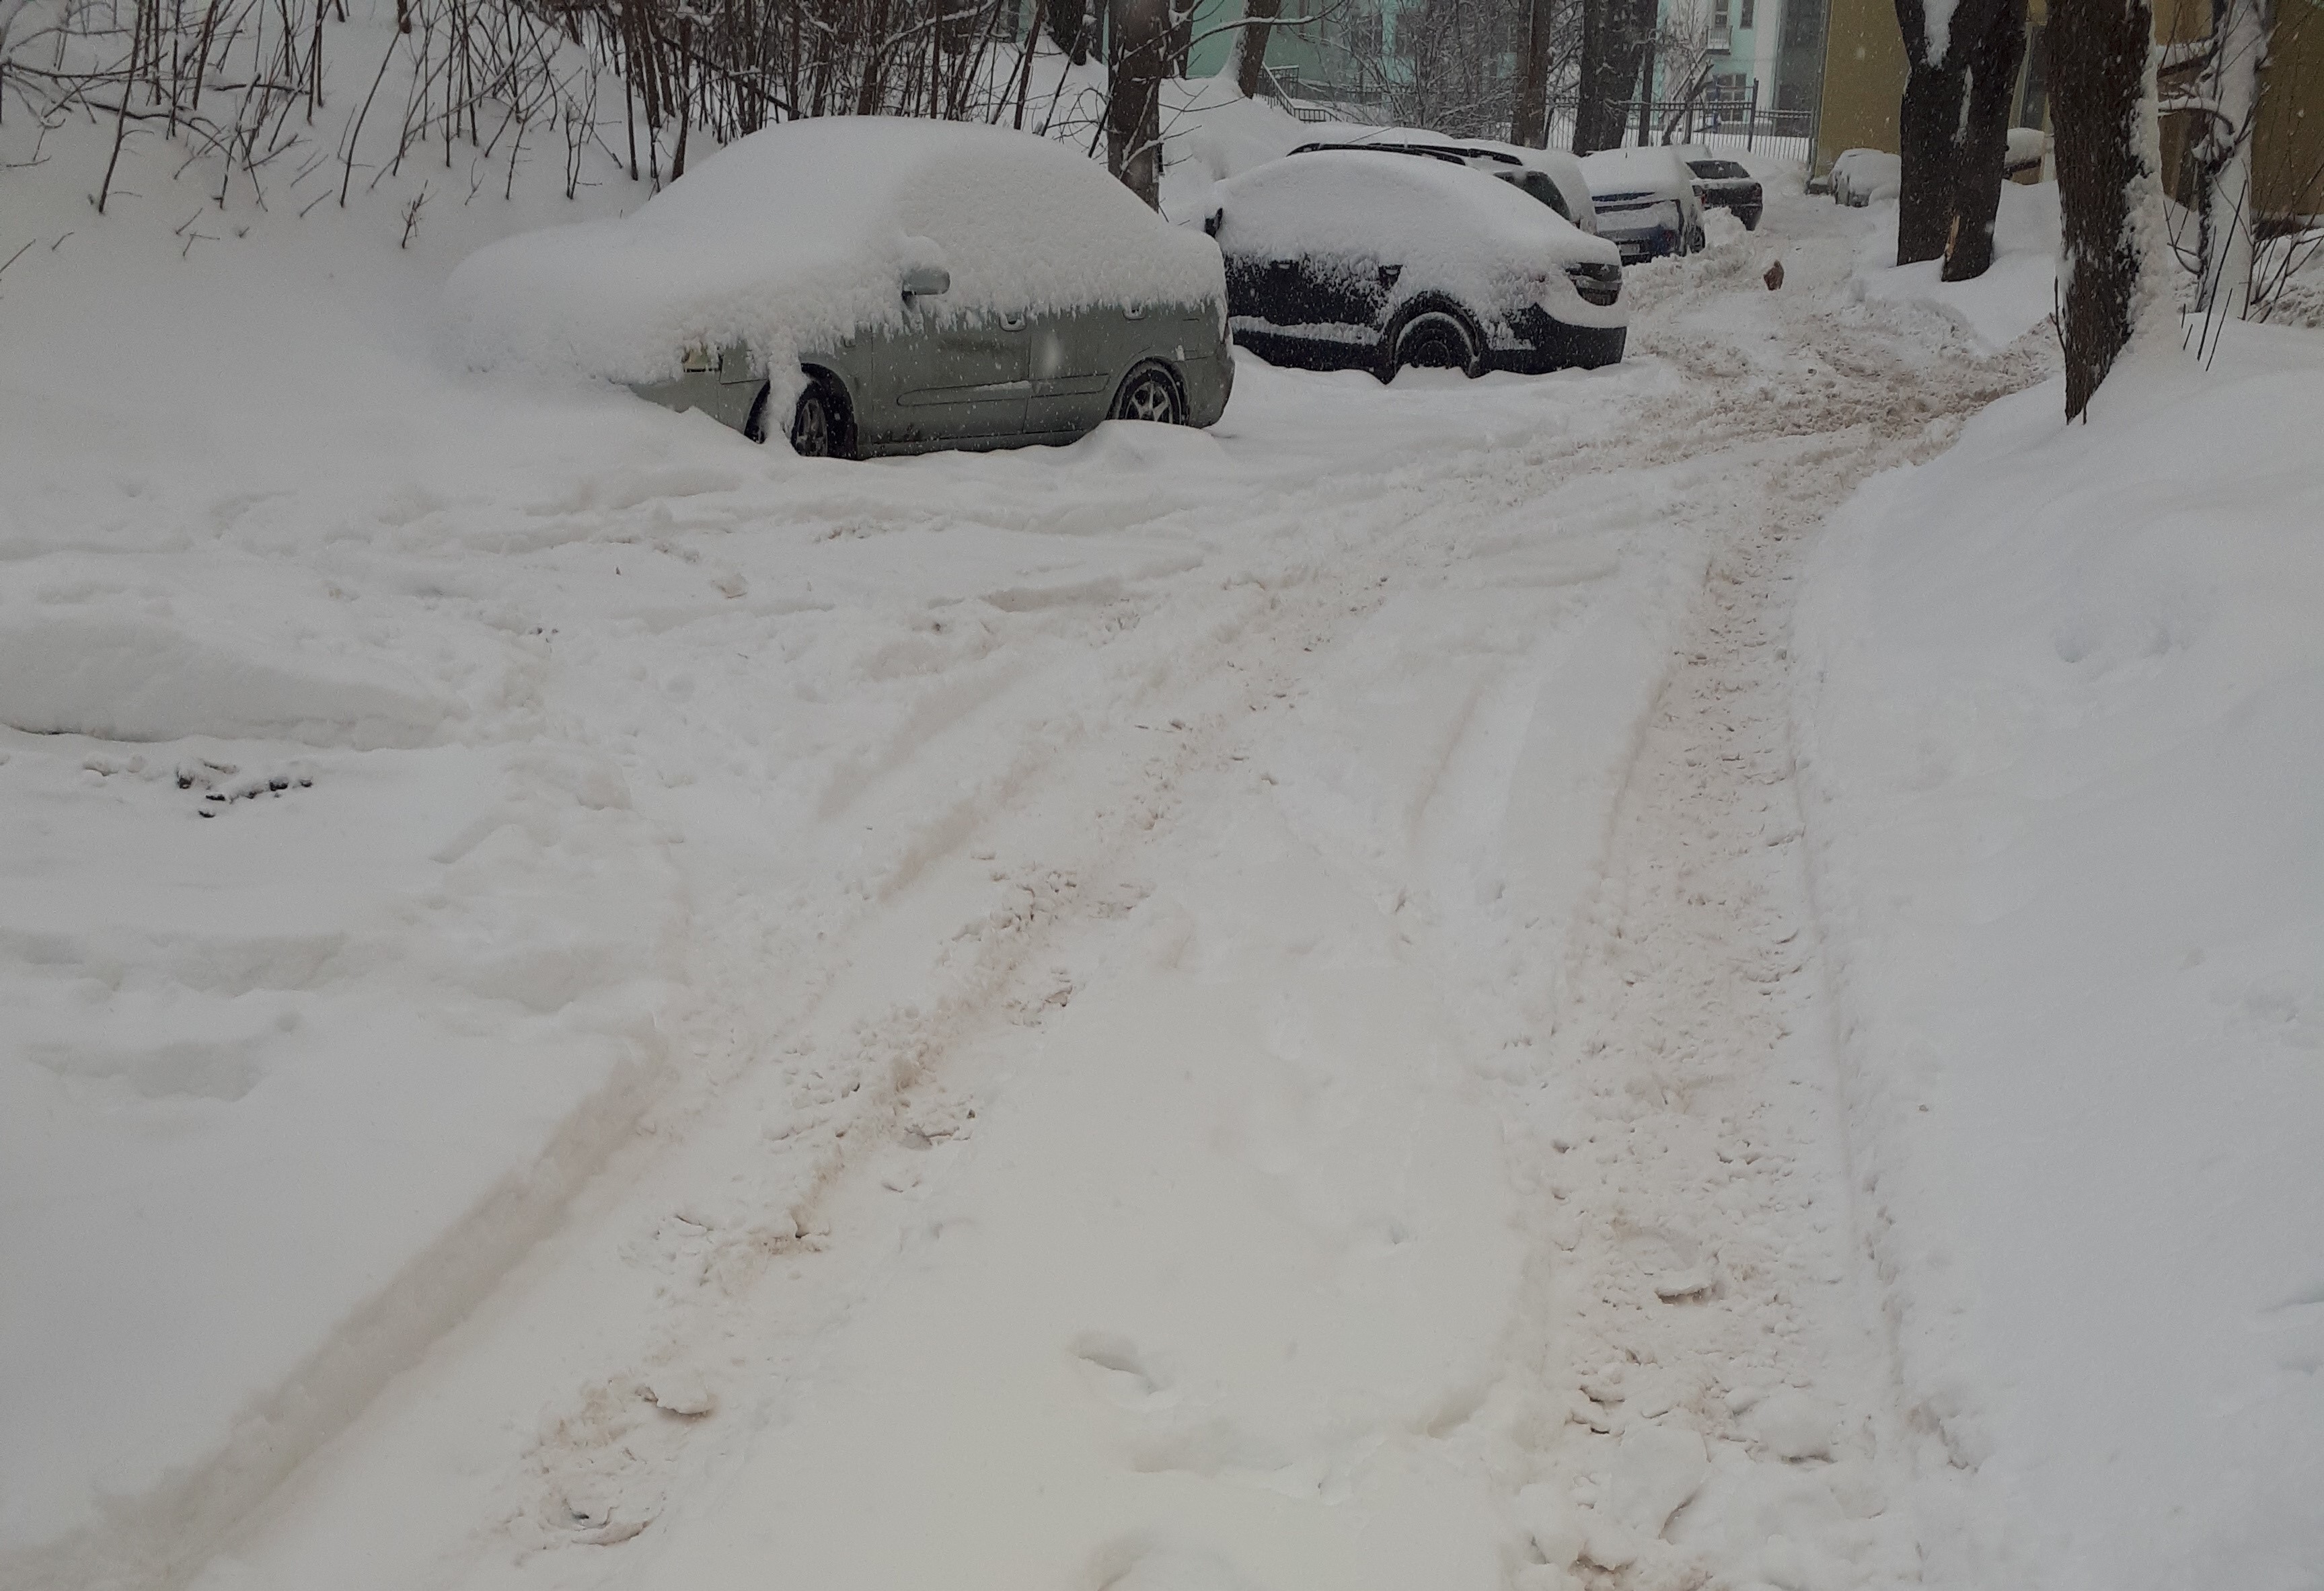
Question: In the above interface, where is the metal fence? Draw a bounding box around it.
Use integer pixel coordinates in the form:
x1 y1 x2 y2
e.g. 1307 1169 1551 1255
1541 93 1818 165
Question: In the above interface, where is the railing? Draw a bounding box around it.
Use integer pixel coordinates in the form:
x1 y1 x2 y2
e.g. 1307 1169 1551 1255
1542 91 1817 165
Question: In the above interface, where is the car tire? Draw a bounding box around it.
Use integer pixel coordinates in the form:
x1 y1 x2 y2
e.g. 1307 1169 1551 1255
751 372 854 459
1684 224 1707 255
1111 360 1184 425
1382 305 1484 381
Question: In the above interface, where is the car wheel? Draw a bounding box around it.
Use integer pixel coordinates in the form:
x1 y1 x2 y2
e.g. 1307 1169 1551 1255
752 373 854 458
1386 307 1483 381
790 384 838 457
1684 224 1707 255
1111 361 1183 424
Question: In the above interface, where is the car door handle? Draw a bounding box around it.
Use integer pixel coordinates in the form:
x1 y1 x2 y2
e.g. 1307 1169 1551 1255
1000 312 1026 330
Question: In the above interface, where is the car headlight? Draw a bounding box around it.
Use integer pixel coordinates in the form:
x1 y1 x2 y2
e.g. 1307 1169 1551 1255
1561 261 1623 307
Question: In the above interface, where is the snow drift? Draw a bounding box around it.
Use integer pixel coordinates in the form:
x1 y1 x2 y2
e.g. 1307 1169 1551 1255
1794 325 2324 1591
1851 180 2060 350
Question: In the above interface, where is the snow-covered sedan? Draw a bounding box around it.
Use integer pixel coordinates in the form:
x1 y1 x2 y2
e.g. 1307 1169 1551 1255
1670 145 1764 230
1829 148 1903 207
447 119 1232 458
1206 149 1627 379
1579 147 1710 263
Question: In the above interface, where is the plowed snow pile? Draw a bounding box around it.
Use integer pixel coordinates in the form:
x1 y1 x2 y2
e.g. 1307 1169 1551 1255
1794 323 2324 1591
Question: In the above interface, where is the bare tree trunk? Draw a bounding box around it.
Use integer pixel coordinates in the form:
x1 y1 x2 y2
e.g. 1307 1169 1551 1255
1511 0 1557 145
1228 0 1282 97
1896 0 1969 264
1942 0 2027 279
1107 0 1166 207
2053 0 2157 418
1637 27 1655 142
1575 0 1651 151
1047 0 1091 63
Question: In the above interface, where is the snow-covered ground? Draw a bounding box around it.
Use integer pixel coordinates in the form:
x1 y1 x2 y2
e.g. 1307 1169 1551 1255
5 54 2318 1591
1794 321 2324 1591
1848 180 2062 350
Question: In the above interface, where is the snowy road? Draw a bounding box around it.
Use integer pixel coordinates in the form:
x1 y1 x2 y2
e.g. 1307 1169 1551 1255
7 188 2050 1591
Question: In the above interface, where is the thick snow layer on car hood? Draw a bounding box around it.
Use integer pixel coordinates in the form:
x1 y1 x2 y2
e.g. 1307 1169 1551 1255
446 118 1225 387
1215 151 1620 323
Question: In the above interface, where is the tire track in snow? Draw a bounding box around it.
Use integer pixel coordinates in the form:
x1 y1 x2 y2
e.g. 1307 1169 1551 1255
1462 233 2058 1590
187 199 2055 1591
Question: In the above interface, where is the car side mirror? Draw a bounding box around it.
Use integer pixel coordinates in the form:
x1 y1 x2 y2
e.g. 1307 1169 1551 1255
901 264 950 299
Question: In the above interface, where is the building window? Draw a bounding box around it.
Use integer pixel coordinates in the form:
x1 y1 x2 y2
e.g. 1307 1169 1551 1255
1740 0 1755 27
1713 0 1730 24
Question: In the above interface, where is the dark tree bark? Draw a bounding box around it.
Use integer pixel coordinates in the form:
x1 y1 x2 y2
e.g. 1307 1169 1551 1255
1574 0 1652 153
1228 0 1283 98
1511 0 1557 146
1108 0 1167 208
2052 0 2154 417
1047 0 1091 63
1895 0 1967 263
1942 0 2028 279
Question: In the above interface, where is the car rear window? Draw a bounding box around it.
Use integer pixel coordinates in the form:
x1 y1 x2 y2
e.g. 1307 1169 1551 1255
1497 169 1573 221
1688 159 1752 180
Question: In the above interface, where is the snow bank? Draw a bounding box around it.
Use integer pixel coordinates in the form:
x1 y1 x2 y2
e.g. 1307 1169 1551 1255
1850 180 2060 350
1213 150 1620 323
1793 325 2324 1591
0 557 455 746
447 117 1224 386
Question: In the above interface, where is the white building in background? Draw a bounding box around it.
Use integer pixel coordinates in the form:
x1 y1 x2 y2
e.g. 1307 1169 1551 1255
1651 0 1831 123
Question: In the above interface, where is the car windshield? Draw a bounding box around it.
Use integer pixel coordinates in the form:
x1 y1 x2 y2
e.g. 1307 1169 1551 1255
1688 159 1751 180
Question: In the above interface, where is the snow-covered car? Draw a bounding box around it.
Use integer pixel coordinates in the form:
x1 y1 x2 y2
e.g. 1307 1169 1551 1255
1670 145 1764 229
1830 148 1904 207
1580 147 1710 262
1207 149 1627 377
1287 126 1600 235
447 119 1232 459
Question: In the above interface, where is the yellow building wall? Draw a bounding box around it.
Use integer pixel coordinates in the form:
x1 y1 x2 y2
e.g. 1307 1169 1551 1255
2255 0 2324 221
1815 0 1908 167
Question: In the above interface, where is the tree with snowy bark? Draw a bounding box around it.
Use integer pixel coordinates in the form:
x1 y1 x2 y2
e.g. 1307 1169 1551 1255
1226 0 1287 95
2051 0 2165 415
1894 0 2030 275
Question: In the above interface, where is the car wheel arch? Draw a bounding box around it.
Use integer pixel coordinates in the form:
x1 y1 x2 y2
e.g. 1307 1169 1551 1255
1382 293 1488 380
1111 358 1188 424
751 364 860 457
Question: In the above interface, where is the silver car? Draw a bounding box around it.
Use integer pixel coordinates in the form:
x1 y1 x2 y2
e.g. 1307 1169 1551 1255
622 125 1231 460
632 272 1232 460
449 118 1232 461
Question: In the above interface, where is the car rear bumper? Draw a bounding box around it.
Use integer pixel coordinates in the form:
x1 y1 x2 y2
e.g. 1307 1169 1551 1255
1602 225 1684 264
1181 340 1234 426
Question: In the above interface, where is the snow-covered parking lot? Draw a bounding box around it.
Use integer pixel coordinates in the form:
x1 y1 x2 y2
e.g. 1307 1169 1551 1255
3 113 2320 1591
